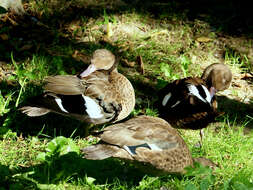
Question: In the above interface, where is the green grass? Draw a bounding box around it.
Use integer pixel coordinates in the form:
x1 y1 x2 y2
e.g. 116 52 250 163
1 0 253 189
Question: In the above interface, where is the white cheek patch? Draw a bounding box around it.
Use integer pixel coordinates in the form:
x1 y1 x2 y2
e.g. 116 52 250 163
201 85 211 103
162 93 172 106
55 98 69 113
82 95 103 119
187 84 206 103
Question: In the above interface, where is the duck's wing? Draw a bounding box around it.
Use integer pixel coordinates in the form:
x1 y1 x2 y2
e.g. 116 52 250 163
20 73 122 124
101 116 180 147
44 75 84 95
83 116 185 157
82 116 193 174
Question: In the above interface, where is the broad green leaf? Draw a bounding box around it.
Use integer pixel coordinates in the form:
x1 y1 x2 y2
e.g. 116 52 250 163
160 62 172 78
45 136 79 157
37 152 46 162
185 183 198 190
200 178 210 190
59 140 79 155
86 176 96 185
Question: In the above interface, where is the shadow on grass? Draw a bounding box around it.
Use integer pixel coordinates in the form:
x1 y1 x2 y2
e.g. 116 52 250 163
216 95 253 132
0 152 150 189
24 0 253 37
17 0 253 37
1 0 252 64
0 81 90 137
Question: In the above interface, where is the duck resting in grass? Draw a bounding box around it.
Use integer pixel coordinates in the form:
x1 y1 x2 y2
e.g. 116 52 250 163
81 115 216 175
20 49 135 125
158 63 232 142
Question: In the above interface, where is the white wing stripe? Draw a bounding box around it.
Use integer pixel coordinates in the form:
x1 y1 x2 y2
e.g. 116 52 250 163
201 85 211 103
162 93 172 106
82 95 103 119
55 98 69 113
171 100 181 108
187 84 206 103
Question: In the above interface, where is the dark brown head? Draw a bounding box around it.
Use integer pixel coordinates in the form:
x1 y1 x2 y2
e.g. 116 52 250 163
202 63 232 91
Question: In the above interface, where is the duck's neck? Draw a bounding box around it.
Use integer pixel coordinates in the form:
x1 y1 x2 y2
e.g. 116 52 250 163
110 68 118 73
107 58 119 74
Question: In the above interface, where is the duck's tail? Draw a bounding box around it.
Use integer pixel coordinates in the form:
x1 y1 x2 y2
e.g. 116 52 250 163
81 144 118 160
19 106 50 117
19 93 65 117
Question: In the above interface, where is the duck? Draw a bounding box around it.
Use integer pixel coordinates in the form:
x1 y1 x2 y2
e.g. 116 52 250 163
157 63 231 142
20 49 135 125
81 115 216 175
201 63 232 92
158 77 221 131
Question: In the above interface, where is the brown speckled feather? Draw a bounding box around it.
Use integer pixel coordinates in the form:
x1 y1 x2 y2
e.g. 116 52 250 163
82 116 196 174
100 115 180 147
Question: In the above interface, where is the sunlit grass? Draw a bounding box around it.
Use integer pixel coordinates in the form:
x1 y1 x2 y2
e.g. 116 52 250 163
1 0 253 189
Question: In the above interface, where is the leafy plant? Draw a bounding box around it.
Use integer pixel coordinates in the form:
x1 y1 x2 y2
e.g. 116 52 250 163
160 62 179 80
180 55 191 77
37 136 80 163
34 136 80 184
183 162 215 190
0 91 13 116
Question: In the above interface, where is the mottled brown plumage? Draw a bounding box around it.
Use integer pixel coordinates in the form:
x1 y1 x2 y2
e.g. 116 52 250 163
81 115 216 174
20 49 135 125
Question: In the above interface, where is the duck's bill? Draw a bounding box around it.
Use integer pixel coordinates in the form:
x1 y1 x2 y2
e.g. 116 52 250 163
209 87 216 98
79 64 97 78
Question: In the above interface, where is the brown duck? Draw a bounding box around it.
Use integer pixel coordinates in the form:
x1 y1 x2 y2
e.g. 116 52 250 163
81 115 216 175
20 49 135 125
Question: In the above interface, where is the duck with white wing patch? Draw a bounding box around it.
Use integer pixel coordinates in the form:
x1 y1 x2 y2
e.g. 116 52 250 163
158 77 221 131
81 115 216 175
20 49 135 125
157 63 232 143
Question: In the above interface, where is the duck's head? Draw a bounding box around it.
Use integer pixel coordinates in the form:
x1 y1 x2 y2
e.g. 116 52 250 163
193 157 218 170
79 49 116 77
202 63 232 91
